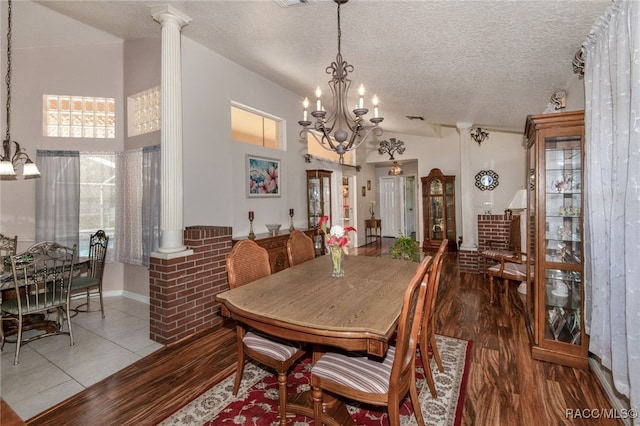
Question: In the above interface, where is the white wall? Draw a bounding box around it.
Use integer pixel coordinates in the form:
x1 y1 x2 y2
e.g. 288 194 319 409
0 40 125 294
181 37 311 238
364 127 527 246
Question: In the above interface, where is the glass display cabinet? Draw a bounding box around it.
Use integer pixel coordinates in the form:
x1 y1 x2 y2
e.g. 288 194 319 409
421 168 456 251
306 169 332 230
525 110 588 369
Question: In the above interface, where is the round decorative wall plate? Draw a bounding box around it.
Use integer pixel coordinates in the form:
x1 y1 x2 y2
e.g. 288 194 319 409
475 170 499 191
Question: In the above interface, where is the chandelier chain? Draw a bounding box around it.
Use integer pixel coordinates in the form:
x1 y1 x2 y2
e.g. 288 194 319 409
337 1 341 56
5 0 12 142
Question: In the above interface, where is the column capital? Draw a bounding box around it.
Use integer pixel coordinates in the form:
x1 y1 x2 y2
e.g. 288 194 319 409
151 4 192 28
456 122 473 133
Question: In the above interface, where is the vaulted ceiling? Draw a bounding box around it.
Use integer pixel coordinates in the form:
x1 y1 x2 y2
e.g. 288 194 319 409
16 0 611 137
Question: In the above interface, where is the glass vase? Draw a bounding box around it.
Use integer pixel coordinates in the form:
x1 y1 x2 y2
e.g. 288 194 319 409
330 246 344 278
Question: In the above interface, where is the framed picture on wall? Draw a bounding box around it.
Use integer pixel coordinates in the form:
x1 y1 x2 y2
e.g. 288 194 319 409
362 186 366 197
367 180 371 190
247 155 281 198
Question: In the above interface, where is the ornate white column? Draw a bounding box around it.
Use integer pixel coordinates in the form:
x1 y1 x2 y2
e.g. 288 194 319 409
151 5 192 254
456 122 477 251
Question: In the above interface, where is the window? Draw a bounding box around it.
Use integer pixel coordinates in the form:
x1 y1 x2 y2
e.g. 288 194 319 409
127 86 161 137
44 95 115 138
306 131 356 166
79 153 116 258
36 149 161 266
231 103 282 149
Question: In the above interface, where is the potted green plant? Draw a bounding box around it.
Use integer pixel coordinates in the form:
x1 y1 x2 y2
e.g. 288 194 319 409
389 234 420 262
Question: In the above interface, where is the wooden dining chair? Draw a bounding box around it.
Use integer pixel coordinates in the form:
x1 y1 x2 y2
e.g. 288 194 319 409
310 255 433 426
286 230 315 267
226 239 306 425
0 241 76 365
71 230 109 318
419 238 448 398
480 215 521 278
487 252 531 303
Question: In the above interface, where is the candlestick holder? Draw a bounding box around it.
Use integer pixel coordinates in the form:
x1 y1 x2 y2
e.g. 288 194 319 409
289 211 295 232
248 218 255 240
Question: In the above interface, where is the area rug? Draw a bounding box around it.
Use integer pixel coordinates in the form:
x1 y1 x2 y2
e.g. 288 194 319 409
158 335 471 426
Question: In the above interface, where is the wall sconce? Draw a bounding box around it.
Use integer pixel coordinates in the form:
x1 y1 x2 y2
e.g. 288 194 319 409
470 127 489 146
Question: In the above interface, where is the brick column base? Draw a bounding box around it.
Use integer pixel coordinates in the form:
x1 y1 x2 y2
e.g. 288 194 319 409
149 226 232 344
458 249 479 273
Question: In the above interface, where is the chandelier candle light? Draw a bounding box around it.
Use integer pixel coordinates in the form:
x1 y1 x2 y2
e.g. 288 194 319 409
298 0 383 164
318 215 356 278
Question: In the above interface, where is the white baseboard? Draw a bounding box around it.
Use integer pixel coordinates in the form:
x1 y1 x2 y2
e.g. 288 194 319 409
589 357 632 426
73 290 149 305
121 290 149 305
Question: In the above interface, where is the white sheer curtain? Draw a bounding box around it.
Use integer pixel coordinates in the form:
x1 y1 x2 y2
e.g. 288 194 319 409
35 150 80 249
583 0 640 416
115 149 143 265
142 145 161 265
114 146 161 266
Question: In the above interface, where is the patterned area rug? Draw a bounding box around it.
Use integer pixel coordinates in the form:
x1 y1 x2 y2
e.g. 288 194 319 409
158 335 471 426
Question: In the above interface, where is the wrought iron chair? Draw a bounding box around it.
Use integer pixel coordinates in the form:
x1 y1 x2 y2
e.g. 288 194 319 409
226 239 306 425
420 238 448 398
286 230 315 267
0 233 17 258
310 255 433 426
0 241 76 365
71 230 109 318
0 234 18 339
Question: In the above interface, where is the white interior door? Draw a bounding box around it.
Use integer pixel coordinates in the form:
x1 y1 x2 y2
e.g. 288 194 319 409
341 175 356 230
380 177 398 237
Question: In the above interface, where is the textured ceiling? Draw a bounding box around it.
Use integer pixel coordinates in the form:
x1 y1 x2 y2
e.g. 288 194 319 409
22 0 611 137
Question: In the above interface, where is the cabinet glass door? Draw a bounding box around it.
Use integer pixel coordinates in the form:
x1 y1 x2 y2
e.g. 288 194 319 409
429 179 444 240
308 176 321 229
445 181 455 241
542 135 583 346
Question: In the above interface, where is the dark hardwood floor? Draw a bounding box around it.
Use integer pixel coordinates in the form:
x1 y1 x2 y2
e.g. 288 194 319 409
25 238 618 426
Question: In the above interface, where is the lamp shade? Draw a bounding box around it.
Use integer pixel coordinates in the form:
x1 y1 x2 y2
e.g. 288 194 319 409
507 189 527 211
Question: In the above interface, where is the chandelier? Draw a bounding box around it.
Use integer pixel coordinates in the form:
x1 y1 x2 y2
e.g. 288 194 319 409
1 0 40 180
298 0 383 164
470 127 489 146
388 162 403 176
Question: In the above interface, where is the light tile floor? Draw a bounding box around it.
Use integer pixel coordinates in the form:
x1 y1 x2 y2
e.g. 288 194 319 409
0 296 164 421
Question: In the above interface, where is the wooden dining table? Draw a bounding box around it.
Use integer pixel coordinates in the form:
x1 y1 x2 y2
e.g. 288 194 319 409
216 254 428 426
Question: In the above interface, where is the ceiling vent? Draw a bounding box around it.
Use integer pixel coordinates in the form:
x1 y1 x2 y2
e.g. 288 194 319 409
406 115 425 121
274 0 316 7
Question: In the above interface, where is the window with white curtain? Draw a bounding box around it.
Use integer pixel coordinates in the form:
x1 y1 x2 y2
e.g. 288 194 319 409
36 147 161 266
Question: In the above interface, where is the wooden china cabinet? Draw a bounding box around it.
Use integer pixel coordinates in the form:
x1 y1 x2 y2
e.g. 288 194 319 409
525 110 588 368
421 168 456 251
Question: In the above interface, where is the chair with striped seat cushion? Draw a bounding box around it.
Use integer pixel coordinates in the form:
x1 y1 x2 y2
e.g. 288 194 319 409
226 240 306 426
419 238 447 399
487 254 533 303
311 255 433 426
